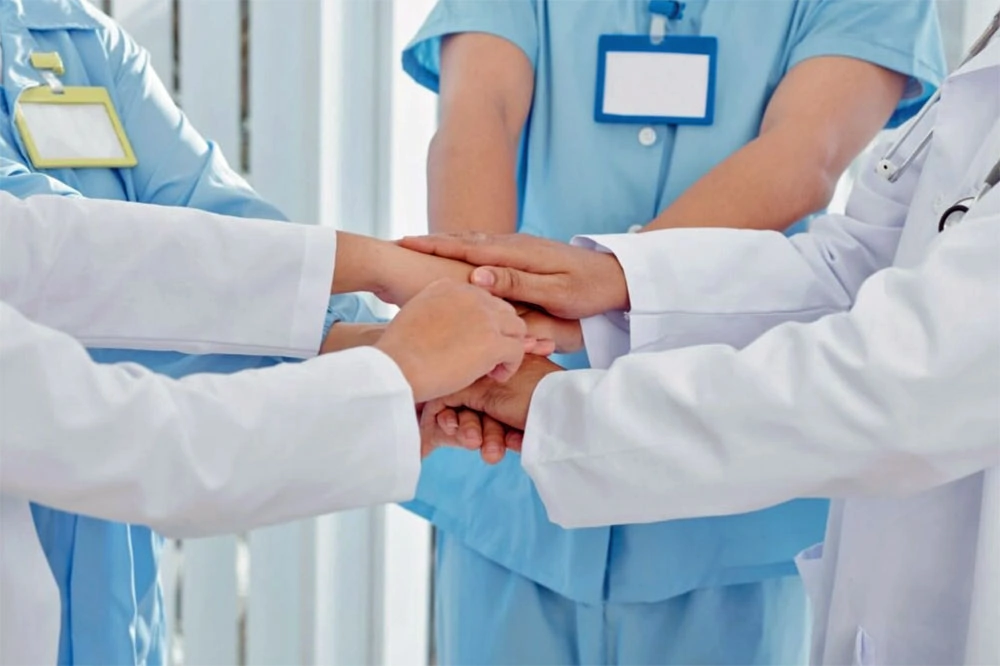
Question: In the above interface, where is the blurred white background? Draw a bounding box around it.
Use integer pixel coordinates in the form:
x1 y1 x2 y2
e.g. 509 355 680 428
90 1 993 663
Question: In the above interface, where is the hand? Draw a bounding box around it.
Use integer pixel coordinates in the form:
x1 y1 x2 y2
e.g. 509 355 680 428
517 306 583 354
424 355 563 432
420 406 516 464
398 232 629 319
319 323 385 354
375 279 529 403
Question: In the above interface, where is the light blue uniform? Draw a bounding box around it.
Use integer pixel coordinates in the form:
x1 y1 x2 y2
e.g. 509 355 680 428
0 1 375 663
403 1 946 662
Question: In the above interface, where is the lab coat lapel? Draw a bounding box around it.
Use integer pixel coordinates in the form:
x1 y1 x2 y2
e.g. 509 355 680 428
0 495 60 665
965 467 1000 663
948 30 1000 83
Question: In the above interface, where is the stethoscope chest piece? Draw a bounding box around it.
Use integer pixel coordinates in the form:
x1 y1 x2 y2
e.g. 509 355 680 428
938 197 974 233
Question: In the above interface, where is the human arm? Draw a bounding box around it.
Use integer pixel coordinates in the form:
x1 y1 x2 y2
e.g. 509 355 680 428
643 0 944 233
0 278 529 535
518 210 1000 528
0 193 484 357
644 56 905 232
0 301 418 537
0 191 335 357
399 128 924 364
426 33 534 234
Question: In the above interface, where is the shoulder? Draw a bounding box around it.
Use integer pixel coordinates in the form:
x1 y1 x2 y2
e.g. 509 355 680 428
16 0 108 31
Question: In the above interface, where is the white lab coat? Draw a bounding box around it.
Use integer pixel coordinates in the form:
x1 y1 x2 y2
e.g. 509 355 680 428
522 40 1000 665
0 193 420 665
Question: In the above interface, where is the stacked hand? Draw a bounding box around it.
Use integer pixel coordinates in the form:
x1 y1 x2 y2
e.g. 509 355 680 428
394 232 631 462
330 231 628 463
398 232 630 319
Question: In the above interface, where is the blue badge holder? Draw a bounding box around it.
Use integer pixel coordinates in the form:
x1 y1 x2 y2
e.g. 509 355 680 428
594 34 718 126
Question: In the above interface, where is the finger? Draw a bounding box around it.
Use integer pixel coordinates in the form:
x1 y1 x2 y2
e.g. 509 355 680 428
487 338 526 383
398 233 520 267
505 430 524 453
419 400 452 458
472 266 562 311
526 338 556 356
457 409 483 449
522 311 583 354
488 362 516 384
435 408 460 435
500 309 529 340
480 416 507 465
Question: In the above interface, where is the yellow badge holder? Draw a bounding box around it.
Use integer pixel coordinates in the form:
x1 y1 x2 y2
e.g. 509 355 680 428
14 52 138 169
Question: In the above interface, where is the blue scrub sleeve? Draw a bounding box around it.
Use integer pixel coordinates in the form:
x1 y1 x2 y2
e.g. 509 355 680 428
100 17 285 220
785 0 946 128
322 293 386 340
403 0 539 93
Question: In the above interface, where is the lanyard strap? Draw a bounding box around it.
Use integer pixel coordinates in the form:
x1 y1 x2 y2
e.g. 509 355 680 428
648 0 685 44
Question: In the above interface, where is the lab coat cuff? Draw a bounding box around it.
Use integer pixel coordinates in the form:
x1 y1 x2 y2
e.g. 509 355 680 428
363 347 423 501
575 232 678 354
291 227 338 357
521 369 606 529
570 236 631 368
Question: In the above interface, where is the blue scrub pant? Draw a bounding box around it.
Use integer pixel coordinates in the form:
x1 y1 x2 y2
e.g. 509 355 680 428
435 532 809 665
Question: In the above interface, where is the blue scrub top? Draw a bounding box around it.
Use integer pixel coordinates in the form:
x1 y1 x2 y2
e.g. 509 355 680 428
0 1 374 663
403 0 946 604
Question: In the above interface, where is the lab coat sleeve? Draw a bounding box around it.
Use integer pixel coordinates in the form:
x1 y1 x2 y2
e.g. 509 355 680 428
522 202 1000 529
0 192 334 358
0 301 420 537
575 136 925 369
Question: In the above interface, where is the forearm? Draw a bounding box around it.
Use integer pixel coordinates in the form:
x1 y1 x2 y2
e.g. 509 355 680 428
0 303 419 537
427 118 519 234
646 57 905 233
524 210 1000 529
0 193 334 358
333 232 473 305
645 127 837 232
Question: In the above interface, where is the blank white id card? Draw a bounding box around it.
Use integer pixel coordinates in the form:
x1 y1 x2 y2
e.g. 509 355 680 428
14 86 137 169
594 35 717 125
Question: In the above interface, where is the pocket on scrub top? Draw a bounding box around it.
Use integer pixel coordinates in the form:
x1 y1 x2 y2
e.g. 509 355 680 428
853 627 877 666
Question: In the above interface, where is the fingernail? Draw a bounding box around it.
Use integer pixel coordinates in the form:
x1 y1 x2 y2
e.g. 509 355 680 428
462 428 482 446
471 267 495 287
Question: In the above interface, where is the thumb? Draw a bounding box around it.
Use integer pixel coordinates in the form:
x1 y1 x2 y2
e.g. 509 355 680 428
471 266 555 307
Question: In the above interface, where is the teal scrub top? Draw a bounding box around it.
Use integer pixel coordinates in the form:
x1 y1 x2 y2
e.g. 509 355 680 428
0 1 375 663
403 0 946 604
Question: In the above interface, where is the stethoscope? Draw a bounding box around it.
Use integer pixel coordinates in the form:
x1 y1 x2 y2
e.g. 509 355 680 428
938 158 1000 232
876 8 1000 232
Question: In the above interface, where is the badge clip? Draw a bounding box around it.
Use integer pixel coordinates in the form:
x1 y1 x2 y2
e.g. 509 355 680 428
30 52 66 94
648 1 685 44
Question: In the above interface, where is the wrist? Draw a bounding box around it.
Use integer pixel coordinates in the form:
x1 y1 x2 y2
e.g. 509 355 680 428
332 233 392 295
321 323 386 354
596 253 630 312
